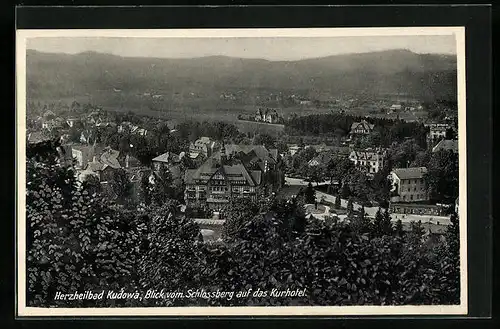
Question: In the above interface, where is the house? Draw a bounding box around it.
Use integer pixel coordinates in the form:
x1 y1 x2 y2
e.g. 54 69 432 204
42 110 56 120
287 144 301 156
118 121 133 133
27 131 50 144
389 104 402 113
184 143 283 212
130 126 148 136
349 120 375 135
86 147 122 183
432 139 458 153
151 151 184 179
42 117 64 131
71 144 101 169
184 154 263 212
349 148 387 174
390 167 429 202
189 137 221 158
255 108 282 124
425 123 452 143
152 152 181 171
308 152 335 167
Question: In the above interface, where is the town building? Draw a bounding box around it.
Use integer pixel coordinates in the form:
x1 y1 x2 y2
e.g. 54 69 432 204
184 155 263 212
348 148 387 174
349 119 375 135
287 144 301 156
255 108 282 124
71 144 101 169
308 152 335 167
389 104 402 113
189 137 221 158
389 167 429 202
425 123 453 147
152 151 184 180
184 144 283 213
432 139 459 153
152 152 181 171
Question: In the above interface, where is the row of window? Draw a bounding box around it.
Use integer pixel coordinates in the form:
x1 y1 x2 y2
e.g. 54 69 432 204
401 194 426 201
401 186 425 192
401 180 424 186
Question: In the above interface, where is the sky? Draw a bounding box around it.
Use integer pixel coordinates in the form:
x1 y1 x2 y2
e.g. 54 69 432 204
27 35 456 61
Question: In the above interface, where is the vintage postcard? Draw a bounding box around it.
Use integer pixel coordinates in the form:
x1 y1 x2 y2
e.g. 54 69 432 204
16 27 467 316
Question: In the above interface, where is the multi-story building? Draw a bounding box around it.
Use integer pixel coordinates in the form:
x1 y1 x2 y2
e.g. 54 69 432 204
348 148 387 174
255 108 282 124
184 156 262 212
184 144 283 212
189 137 221 158
425 123 453 147
390 167 429 202
152 152 181 171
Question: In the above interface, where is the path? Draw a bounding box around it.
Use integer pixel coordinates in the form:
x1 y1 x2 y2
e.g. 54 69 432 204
285 176 451 226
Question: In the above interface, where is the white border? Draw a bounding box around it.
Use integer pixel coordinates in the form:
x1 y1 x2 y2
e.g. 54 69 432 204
16 27 467 317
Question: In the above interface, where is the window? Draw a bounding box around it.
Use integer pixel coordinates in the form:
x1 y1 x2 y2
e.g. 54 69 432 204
410 195 413 201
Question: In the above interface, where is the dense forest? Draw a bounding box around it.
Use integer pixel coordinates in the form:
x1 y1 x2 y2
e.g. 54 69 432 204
285 113 429 148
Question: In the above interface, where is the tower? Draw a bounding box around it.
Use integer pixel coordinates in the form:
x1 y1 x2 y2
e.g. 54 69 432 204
220 141 227 165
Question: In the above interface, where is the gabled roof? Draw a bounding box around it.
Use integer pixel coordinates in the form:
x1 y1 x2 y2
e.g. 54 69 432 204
432 139 458 153
350 120 375 132
86 160 105 172
152 152 180 163
184 157 260 187
100 147 122 169
349 149 386 161
309 152 335 165
224 144 277 164
27 131 50 143
392 167 428 180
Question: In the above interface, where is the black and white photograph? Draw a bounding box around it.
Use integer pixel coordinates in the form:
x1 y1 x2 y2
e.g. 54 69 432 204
16 27 467 316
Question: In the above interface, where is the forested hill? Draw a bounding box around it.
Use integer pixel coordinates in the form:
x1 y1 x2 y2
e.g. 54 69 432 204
26 49 457 102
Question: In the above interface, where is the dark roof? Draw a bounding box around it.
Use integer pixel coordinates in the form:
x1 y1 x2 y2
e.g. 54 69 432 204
184 157 260 187
392 167 428 180
223 144 277 163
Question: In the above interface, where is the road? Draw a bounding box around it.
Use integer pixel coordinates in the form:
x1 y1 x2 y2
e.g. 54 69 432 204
285 176 451 225
285 177 330 187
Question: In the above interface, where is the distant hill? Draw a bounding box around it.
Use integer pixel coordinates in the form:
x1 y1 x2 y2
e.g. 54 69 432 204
26 49 457 102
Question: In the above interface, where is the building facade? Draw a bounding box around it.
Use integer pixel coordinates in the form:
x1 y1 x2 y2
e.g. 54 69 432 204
184 158 262 212
390 167 429 202
349 148 387 174
184 144 283 213
189 137 221 158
